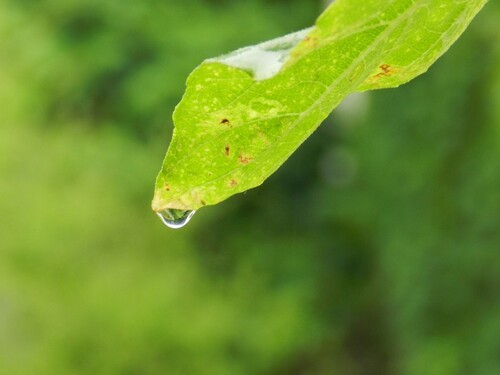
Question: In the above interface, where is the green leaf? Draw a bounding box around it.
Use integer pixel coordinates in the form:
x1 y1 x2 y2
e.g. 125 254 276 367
152 0 487 212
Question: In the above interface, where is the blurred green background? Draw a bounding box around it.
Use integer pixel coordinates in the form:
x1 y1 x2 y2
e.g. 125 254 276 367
1 1 499 374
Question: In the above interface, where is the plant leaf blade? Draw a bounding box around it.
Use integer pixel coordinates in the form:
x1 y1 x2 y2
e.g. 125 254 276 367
152 0 488 212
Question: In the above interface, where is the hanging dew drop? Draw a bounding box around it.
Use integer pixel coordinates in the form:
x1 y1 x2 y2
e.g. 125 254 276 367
157 209 196 229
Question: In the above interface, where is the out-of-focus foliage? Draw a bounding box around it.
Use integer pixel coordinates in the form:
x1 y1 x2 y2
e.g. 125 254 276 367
0 1 498 375
1 0 315 138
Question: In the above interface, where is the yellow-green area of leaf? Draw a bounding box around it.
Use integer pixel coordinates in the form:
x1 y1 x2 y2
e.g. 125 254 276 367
152 0 487 212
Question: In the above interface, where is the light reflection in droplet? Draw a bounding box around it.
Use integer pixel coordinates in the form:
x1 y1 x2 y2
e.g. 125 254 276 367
157 209 196 229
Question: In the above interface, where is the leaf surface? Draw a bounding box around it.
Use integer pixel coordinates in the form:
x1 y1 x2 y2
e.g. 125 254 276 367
153 0 487 211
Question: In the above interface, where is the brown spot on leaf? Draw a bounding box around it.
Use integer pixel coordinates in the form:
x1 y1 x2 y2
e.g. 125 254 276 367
229 179 238 187
303 36 318 47
164 184 170 191
201 200 206 206
220 118 230 125
224 145 230 156
374 63 395 78
238 154 253 164
380 64 391 73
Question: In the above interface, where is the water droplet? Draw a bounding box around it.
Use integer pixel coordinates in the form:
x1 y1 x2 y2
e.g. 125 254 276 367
157 209 196 229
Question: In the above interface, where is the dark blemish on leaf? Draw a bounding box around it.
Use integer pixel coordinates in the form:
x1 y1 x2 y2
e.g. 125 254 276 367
230 179 238 187
220 118 232 128
164 184 170 191
380 64 391 73
374 63 395 78
238 154 253 164
224 145 230 156
201 200 206 206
